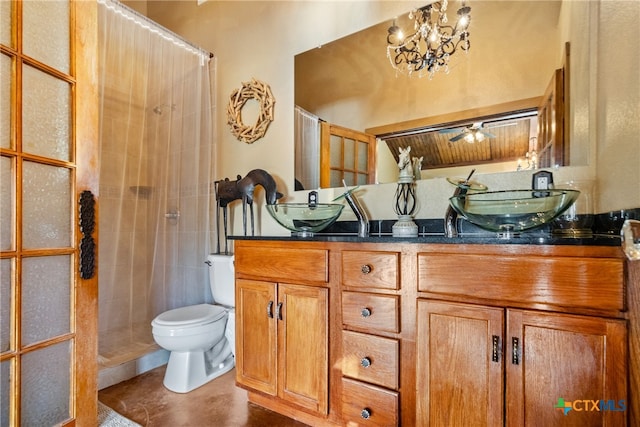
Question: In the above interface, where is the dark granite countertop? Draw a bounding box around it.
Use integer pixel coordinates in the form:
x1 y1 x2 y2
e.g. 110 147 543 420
230 217 626 246
230 233 621 246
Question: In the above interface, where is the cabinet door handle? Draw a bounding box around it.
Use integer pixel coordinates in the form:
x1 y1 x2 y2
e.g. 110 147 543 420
360 408 372 419
276 302 283 320
361 307 372 318
492 335 500 362
267 301 274 318
511 337 520 365
361 264 372 274
360 357 372 368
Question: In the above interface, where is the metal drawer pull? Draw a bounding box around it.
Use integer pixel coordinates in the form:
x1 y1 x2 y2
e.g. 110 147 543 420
276 302 283 320
267 301 273 318
360 408 372 419
512 337 519 365
361 264 372 274
361 307 372 318
492 335 500 362
360 357 371 368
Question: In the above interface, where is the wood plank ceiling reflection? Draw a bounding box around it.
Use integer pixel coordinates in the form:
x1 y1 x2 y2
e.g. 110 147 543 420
384 119 532 169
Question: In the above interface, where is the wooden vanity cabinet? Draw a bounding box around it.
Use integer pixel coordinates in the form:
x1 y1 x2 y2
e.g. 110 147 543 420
235 279 328 413
417 300 627 426
506 309 627 426
416 300 504 426
234 240 634 426
339 249 401 426
234 242 330 420
235 279 277 396
417 246 629 427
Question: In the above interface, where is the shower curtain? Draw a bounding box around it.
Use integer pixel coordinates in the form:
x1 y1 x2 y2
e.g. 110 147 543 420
97 0 216 366
294 106 320 191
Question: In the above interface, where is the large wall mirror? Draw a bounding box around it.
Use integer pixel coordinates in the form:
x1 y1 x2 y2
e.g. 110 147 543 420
294 0 591 190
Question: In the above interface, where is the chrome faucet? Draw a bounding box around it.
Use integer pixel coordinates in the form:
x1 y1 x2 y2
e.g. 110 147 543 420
444 169 476 238
339 182 370 237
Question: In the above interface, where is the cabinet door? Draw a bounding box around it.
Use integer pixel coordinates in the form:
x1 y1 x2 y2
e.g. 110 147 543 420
417 300 504 426
506 309 627 426
235 279 277 395
278 283 329 414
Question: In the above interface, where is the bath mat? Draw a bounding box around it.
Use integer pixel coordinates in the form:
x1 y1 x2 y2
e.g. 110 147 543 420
98 401 142 427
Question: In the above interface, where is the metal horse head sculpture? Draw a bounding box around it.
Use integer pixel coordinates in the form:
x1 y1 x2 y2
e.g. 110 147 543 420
214 169 283 254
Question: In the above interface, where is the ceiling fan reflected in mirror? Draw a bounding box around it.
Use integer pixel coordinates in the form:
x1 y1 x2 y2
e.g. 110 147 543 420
441 121 516 143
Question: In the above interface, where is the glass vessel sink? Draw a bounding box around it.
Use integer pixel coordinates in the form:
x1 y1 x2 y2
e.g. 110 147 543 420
266 203 344 237
449 189 580 236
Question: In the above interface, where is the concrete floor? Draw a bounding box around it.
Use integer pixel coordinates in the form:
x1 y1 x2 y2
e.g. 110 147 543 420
98 366 308 426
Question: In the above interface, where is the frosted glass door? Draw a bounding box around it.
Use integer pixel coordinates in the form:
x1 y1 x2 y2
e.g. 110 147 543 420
319 122 376 189
0 1 99 424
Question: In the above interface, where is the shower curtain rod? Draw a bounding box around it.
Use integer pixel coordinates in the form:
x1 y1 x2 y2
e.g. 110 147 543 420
98 0 214 62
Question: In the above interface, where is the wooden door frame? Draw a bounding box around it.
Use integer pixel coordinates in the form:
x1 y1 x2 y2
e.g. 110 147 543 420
536 68 565 168
74 0 99 424
320 122 376 189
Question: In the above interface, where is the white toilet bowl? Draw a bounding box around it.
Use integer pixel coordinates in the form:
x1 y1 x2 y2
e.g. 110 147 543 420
151 254 235 393
152 304 235 393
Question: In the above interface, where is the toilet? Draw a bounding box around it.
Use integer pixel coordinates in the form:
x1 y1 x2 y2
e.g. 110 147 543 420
151 254 235 393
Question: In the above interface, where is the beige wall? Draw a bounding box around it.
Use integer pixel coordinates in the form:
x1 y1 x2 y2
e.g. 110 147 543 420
595 0 640 213
296 1 560 133
141 0 639 235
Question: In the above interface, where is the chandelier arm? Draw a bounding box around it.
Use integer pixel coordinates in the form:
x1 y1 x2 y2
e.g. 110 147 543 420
386 2 471 77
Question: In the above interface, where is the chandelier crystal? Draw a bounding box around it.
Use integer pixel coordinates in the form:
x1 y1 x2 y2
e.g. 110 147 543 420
387 1 471 78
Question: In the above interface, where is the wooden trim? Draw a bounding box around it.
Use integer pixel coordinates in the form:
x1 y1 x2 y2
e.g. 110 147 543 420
537 68 565 167
629 260 640 426
320 122 331 188
563 42 571 165
247 391 339 426
73 0 99 424
366 97 542 136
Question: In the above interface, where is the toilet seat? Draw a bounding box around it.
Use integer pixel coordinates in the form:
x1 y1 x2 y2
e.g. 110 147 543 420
152 304 226 328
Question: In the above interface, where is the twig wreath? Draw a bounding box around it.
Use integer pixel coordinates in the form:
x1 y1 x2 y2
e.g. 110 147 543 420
226 78 275 144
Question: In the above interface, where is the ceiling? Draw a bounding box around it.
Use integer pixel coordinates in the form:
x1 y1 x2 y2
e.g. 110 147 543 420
382 114 536 170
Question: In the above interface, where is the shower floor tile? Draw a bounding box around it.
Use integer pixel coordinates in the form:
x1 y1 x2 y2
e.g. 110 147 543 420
98 366 309 426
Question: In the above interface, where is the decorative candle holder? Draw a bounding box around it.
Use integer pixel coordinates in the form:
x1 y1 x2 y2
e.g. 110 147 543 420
392 147 418 237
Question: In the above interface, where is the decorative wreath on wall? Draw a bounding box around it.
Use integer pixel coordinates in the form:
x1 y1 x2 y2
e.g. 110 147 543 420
226 78 275 144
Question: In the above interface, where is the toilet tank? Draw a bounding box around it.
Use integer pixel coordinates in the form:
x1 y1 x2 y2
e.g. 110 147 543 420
207 254 235 307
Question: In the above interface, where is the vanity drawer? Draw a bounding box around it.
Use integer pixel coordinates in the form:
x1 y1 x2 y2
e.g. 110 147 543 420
342 291 399 333
342 250 399 290
342 330 399 389
234 246 328 284
341 377 398 426
418 253 625 312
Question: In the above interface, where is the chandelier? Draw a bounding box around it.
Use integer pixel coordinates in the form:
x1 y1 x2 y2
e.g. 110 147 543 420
386 1 471 78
